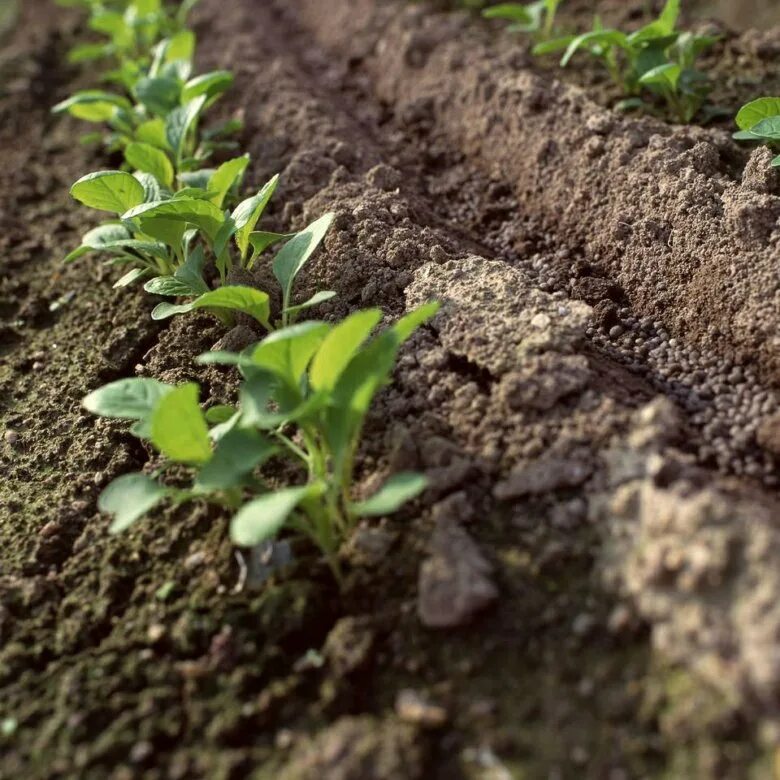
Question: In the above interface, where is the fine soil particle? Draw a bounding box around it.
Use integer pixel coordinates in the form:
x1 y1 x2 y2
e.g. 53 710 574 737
1 1 779 778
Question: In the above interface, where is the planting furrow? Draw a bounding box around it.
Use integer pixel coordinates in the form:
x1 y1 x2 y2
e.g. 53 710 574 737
1 1 780 778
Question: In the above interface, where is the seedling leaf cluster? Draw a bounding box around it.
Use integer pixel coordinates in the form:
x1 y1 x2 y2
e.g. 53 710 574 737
56 0 438 579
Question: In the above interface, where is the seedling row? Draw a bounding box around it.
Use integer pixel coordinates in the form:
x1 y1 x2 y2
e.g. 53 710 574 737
54 0 437 578
479 0 780 163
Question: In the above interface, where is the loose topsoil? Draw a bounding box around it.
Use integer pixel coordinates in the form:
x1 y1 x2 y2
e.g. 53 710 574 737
1 0 780 778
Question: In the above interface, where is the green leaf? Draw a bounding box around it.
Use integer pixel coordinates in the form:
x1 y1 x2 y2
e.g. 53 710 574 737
247 230 293 267
232 175 280 260
351 472 428 517
744 116 780 141
136 117 171 150
735 97 780 131
100 473 168 534
284 290 336 319
65 223 131 263
123 197 225 241
250 321 332 386
196 429 277 490
113 267 149 288
52 90 131 121
181 70 234 104
639 62 682 90
163 29 195 65
166 95 207 160
67 42 110 64
205 405 236 423
230 485 317 547
144 276 196 296
150 382 212 464
83 377 173 420
71 171 146 215
124 142 174 189
208 154 250 208
561 30 627 67
152 286 271 327
272 212 334 310
135 76 182 116
482 4 533 24
310 308 382 391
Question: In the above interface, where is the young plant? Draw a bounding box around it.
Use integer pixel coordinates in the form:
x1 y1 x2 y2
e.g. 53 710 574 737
83 303 440 577
533 0 718 123
482 0 563 42
734 97 780 167
65 157 260 286
53 36 235 163
147 211 336 330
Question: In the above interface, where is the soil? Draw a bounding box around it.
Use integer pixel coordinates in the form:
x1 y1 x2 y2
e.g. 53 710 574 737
1 0 779 778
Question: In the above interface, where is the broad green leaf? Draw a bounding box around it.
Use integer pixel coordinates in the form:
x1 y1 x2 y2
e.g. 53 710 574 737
272 212 334 309
482 4 533 25
150 383 211 464
123 197 225 241
179 169 214 189
196 429 276 490
152 286 271 327
71 171 146 215
52 90 131 122
250 321 331 386
166 95 207 160
65 223 131 263
310 308 382 391
208 154 249 208
134 171 165 203
735 97 780 131
175 244 209 293
205 405 236 423
144 276 196 296
351 472 428 517
125 142 174 189
745 116 780 141
639 62 681 90
532 35 575 56
164 29 195 64
100 473 168 534
182 70 234 104
135 76 182 117
67 42 110 64
136 117 170 150
230 485 317 547
83 377 173 419
232 175 279 259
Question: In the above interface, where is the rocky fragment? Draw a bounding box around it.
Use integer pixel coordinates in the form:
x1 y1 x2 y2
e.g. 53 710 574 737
418 520 497 628
494 451 593 500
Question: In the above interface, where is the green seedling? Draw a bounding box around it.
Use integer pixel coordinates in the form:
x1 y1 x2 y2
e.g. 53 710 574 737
483 0 562 42
734 97 780 167
148 211 336 330
83 302 439 578
56 0 200 71
533 0 718 123
53 39 234 163
65 163 278 287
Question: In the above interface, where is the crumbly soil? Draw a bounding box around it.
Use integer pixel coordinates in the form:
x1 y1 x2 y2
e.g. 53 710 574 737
1 0 780 778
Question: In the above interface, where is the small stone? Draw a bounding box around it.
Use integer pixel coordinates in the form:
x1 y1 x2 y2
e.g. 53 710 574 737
147 623 166 643
395 689 448 728
184 551 207 570
418 521 497 629
4 430 19 446
129 741 153 764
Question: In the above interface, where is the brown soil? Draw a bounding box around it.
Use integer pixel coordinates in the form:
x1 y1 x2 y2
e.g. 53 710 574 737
1 1 780 778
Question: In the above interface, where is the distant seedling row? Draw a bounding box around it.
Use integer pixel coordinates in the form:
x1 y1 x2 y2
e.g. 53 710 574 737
479 0 780 164
53 0 437 579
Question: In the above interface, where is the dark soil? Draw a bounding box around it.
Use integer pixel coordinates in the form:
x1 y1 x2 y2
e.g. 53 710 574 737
1 0 779 778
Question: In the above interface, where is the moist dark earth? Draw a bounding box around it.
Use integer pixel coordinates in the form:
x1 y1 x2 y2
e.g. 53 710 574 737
1 0 780 778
